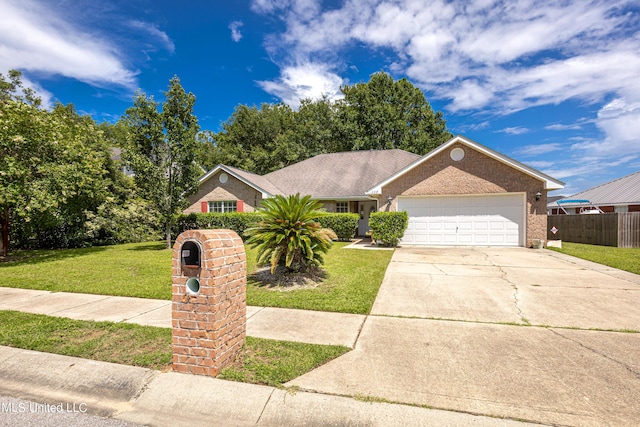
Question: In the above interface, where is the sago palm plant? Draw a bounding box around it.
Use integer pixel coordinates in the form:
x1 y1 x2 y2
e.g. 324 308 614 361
245 194 333 274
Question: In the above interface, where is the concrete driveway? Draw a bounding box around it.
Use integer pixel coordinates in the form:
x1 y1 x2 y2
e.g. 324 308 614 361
290 247 640 426
372 247 640 330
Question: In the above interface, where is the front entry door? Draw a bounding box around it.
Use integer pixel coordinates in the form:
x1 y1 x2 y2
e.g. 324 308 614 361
357 201 378 237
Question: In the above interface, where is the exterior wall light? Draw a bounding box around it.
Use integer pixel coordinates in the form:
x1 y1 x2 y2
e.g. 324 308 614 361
535 191 542 201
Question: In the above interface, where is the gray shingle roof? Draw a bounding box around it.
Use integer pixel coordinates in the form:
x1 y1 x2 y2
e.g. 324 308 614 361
223 165 283 196
560 170 640 206
262 149 420 198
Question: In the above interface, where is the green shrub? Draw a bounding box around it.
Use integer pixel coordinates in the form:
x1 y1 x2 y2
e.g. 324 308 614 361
316 213 359 240
369 211 408 247
245 194 332 274
85 197 162 246
173 212 264 238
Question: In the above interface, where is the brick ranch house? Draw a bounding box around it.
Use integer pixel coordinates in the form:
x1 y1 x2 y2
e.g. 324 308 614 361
186 135 565 247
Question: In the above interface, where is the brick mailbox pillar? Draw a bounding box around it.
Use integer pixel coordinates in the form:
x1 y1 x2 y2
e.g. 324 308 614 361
172 229 246 376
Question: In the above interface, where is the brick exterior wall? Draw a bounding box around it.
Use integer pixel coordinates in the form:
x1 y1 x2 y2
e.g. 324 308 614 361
172 229 246 377
185 171 263 213
377 143 548 247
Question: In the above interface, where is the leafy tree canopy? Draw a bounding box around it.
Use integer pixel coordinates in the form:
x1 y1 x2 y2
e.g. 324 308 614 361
339 71 451 153
0 71 119 254
200 72 452 175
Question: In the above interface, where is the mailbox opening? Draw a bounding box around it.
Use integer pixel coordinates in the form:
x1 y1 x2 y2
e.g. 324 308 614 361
186 277 201 296
181 241 201 268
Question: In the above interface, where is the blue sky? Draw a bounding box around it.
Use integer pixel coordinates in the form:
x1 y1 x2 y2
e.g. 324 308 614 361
1 0 639 196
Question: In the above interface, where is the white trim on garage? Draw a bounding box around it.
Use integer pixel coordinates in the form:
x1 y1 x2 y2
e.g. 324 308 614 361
398 193 526 247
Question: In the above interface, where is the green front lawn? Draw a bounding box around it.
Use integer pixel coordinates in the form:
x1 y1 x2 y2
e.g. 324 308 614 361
548 242 640 275
0 242 172 299
0 241 393 314
0 310 350 387
246 242 392 314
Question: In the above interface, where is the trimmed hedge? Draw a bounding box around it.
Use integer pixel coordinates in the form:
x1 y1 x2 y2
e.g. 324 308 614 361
174 211 359 241
174 212 264 238
316 213 359 241
369 211 409 247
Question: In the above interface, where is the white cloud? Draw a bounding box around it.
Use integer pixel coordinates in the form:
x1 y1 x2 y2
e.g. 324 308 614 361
525 160 555 169
543 163 604 180
256 62 344 108
128 20 175 54
251 0 290 14
253 0 640 116
446 79 495 111
497 126 529 135
460 121 491 132
0 0 137 88
490 49 640 113
545 123 583 131
514 143 563 156
457 1 620 64
251 0 320 20
571 97 640 155
229 21 243 42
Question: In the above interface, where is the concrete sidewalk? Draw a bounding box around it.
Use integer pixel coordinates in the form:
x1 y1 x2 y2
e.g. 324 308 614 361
0 346 540 427
0 287 364 347
0 286 543 426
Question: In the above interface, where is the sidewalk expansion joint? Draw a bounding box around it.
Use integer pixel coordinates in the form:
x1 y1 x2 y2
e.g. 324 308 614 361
49 295 113 316
351 314 369 349
128 370 161 403
246 306 266 320
255 387 275 425
121 303 171 323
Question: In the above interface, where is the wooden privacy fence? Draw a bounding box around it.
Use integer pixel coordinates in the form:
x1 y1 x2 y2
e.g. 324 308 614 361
547 212 640 248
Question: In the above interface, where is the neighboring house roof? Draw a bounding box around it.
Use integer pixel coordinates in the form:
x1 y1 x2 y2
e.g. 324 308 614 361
548 195 566 204
367 135 565 194
263 149 420 199
553 170 640 207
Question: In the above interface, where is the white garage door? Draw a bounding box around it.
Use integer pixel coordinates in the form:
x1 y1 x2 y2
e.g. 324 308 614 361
398 194 524 246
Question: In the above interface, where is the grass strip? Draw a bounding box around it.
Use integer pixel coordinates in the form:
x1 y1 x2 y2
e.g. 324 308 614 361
0 310 350 386
0 310 171 369
548 242 640 275
218 337 349 387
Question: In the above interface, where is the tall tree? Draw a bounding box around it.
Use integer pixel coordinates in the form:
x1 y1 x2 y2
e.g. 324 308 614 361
287 96 345 155
122 76 200 248
211 103 296 174
340 71 452 154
